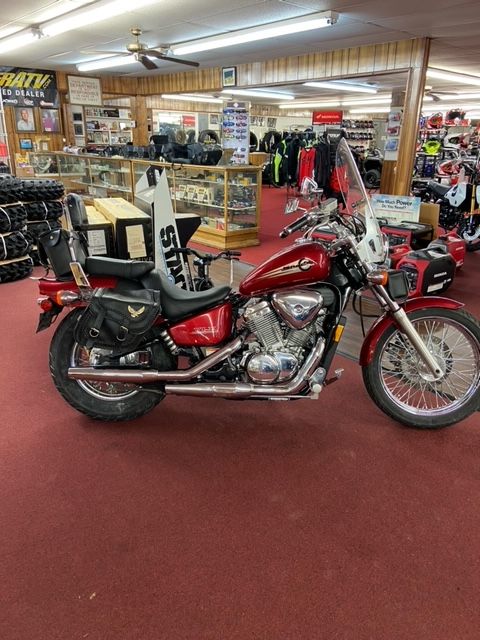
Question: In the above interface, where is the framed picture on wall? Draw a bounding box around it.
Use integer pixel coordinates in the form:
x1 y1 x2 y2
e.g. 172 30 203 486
19 138 33 150
74 124 84 136
15 107 36 132
222 66 237 88
41 109 61 133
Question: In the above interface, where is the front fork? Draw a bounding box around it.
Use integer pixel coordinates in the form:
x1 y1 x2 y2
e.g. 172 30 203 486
371 284 444 380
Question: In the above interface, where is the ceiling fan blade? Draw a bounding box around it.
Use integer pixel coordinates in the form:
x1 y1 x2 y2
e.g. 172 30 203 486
138 55 157 70
139 49 199 67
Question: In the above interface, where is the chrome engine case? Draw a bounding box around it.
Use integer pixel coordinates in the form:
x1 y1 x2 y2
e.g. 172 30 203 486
243 292 325 384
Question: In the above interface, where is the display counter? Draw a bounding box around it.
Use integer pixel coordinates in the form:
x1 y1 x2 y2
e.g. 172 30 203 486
28 152 133 201
28 152 261 249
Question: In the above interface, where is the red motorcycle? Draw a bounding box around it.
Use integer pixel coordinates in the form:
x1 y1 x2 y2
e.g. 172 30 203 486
36 141 480 428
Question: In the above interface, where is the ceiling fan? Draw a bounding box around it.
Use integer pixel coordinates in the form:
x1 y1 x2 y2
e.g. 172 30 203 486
83 27 200 70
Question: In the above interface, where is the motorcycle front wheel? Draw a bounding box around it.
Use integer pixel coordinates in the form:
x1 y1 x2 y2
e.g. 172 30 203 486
363 308 480 428
458 218 480 252
49 309 171 422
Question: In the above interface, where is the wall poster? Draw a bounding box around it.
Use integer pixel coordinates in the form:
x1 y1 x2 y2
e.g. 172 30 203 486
0 67 59 107
67 75 102 106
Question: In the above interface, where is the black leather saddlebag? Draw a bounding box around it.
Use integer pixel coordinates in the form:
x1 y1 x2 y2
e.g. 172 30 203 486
74 288 161 353
37 228 87 279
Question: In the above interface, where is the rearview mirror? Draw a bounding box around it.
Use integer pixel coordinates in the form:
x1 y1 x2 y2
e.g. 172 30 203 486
300 177 320 200
284 197 299 214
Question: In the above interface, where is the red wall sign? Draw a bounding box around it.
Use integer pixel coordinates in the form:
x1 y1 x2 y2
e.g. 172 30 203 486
312 111 343 125
182 115 196 127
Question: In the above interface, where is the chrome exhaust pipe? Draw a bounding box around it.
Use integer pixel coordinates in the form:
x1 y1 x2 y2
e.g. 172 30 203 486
67 336 244 384
164 339 325 399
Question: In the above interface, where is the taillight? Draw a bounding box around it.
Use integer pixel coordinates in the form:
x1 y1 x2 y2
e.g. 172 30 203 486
37 297 53 311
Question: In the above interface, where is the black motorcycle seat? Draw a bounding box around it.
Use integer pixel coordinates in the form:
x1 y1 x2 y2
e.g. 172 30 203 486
428 181 450 197
141 269 231 321
86 257 155 280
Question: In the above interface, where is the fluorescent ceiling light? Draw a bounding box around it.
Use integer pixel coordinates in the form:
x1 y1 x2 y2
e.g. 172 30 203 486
0 30 41 54
0 0 162 54
279 96 392 109
33 0 95 23
421 103 480 113
0 26 23 40
221 89 295 100
172 11 337 56
342 97 391 106
77 56 137 72
43 0 162 37
427 68 480 86
349 107 390 113
304 81 377 94
437 92 480 100
161 94 224 104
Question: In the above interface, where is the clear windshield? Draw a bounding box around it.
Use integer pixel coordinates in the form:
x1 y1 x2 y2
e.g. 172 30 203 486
336 138 386 264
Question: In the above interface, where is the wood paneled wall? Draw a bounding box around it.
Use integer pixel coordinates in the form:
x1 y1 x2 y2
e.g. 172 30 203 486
4 107 65 160
135 38 427 95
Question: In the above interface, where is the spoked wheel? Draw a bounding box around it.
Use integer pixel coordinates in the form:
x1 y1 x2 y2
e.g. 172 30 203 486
458 219 480 251
49 309 174 421
363 309 480 428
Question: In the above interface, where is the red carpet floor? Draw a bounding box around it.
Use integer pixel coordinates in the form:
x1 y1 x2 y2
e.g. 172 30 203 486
0 269 480 638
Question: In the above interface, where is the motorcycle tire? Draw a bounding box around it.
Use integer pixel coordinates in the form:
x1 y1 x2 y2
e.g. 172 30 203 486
363 168 381 189
0 177 22 204
0 230 32 261
363 308 480 429
458 221 480 252
0 204 27 233
19 179 65 203
49 308 173 422
0 256 33 283
23 200 64 222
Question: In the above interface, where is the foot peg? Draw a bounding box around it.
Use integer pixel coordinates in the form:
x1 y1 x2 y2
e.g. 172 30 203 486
324 368 344 386
309 367 326 399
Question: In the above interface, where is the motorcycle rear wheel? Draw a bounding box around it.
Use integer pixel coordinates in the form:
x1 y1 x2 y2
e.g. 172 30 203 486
49 309 169 422
363 308 480 428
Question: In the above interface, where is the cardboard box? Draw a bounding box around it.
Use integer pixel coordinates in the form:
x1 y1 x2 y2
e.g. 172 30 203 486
93 197 152 259
419 202 440 238
79 206 115 257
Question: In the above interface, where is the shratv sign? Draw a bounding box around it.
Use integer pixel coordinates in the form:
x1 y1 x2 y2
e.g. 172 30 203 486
0 67 59 107
370 194 421 224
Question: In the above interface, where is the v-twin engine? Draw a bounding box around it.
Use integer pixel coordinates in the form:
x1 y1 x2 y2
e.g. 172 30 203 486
243 291 325 384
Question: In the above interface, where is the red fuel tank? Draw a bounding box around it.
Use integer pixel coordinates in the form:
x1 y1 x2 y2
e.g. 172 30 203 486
239 241 330 296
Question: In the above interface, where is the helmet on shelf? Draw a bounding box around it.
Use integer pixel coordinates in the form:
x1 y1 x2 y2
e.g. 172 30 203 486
427 113 444 129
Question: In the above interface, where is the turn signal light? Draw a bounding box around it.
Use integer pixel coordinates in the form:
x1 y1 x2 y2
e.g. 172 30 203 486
54 290 80 306
366 269 389 286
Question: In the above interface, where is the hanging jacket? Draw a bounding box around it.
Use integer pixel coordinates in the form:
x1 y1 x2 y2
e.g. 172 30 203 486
273 140 288 186
297 147 316 186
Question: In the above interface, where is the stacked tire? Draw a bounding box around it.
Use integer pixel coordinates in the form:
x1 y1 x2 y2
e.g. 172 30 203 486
0 176 33 284
22 179 65 266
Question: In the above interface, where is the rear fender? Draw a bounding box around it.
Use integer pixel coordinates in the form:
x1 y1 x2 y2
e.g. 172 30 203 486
359 296 464 366
38 276 118 297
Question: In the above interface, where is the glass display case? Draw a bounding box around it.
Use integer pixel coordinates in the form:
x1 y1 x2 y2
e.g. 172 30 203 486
29 152 133 202
28 153 262 248
132 160 261 249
